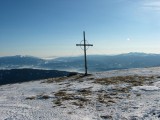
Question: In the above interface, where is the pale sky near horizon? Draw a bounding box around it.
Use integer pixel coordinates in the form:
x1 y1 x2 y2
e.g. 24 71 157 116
0 0 160 57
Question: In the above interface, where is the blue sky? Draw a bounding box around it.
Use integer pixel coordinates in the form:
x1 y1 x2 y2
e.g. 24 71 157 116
0 0 160 57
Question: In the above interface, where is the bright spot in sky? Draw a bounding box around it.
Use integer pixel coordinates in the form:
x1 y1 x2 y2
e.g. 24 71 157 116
127 38 131 41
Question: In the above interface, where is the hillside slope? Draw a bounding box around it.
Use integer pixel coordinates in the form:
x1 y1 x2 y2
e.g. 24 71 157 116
0 69 77 85
1 67 160 120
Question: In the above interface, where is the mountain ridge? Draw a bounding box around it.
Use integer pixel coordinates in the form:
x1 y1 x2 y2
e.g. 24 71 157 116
1 52 160 72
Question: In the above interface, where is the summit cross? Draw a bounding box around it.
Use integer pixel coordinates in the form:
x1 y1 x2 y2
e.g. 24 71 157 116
76 31 93 76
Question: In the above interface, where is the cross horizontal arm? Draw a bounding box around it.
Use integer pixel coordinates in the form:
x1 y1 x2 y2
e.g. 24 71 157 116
76 44 93 46
86 44 93 46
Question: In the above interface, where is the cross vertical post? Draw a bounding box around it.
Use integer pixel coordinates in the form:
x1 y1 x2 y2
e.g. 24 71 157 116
83 31 87 75
76 31 93 76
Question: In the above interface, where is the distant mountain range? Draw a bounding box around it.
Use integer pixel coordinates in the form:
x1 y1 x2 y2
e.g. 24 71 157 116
0 55 44 69
1 52 160 72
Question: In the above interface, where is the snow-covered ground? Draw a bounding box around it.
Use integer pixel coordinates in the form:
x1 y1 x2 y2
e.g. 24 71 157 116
1 67 160 120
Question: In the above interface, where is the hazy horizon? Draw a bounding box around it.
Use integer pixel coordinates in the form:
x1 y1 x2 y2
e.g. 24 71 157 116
1 52 160 59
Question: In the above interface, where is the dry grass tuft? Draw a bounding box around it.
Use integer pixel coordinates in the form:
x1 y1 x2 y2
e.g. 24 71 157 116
100 115 112 119
72 101 84 108
42 77 68 83
38 94 51 99
53 90 91 107
54 91 67 97
53 99 62 106
26 96 36 100
26 94 52 100
54 90 75 101
95 75 154 86
77 88 92 96
97 93 115 104
41 74 87 84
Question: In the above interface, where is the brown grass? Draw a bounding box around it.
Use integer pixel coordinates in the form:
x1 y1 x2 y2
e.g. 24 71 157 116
26 94 52 100
77 88 92 96
54 90 75 101
54 91 67 96
94 75 154 86
41 74 87 84
42 77 68 83
97 93 115 104
72 101 84 108
53 90 91 107
53 99 62 106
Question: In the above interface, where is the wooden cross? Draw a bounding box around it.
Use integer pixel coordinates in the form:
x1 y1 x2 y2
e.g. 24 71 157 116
76 31 93 75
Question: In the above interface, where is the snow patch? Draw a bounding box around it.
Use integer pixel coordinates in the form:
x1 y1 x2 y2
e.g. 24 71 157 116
132 86 159 91
153 81 160 88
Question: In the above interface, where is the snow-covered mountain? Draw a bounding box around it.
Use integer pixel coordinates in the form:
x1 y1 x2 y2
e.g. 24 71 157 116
1 67 160 120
